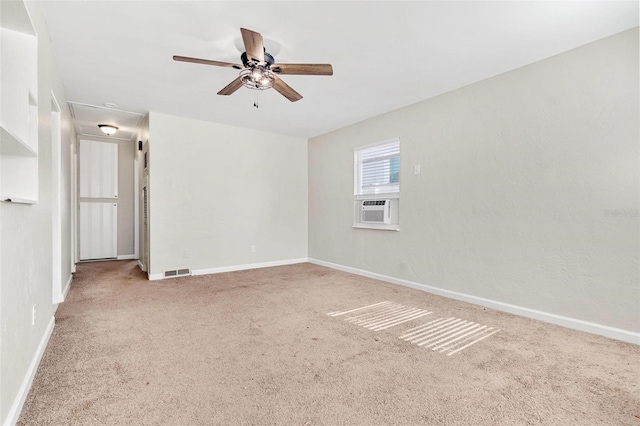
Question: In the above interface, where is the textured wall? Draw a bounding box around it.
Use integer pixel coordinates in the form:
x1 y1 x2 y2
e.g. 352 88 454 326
1 1 75 422
148 112 308 276
137 114 149 269
117 139 135 256
308 28 639 332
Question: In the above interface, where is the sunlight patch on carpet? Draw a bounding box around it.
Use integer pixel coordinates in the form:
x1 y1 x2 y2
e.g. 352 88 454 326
328 301 432 331
328 302 499 355
399 317 500 355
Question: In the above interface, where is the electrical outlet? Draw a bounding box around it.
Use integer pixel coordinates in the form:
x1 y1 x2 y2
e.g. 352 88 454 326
250 245 256 253
414 164 421 175
31 305 36 325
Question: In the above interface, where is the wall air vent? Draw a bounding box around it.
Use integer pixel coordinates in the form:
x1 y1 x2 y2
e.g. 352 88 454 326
361 199 391 224
164 268 191 278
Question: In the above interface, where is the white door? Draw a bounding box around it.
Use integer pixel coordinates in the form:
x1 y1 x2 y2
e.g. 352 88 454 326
80 202 117 260
79 139 118 198
78 139 118 260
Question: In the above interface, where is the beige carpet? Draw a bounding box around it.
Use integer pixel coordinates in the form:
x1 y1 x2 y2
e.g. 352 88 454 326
18 260 640 425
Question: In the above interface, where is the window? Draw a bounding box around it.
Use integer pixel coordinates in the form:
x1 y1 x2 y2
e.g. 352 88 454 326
354 138 400 196
353 138 400 230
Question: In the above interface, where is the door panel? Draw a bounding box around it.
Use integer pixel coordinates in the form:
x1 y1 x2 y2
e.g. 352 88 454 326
79 139 118 198
80 202 117 260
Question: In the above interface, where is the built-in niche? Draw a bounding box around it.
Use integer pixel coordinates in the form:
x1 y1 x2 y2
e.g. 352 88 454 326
0 0 38 203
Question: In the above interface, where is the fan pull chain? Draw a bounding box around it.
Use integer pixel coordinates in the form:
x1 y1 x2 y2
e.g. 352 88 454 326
253 91 259 108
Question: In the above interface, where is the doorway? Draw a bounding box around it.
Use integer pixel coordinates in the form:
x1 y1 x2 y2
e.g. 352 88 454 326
78 139 119 260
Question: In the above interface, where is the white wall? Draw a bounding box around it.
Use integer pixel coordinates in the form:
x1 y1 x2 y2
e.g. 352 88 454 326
308 28 639 334
136 114 149 269
0 1 75 423
116 138 135 257
147 112 308 277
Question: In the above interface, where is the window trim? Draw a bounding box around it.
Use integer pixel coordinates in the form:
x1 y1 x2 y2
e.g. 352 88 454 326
353 137 400 197
354 192 399 201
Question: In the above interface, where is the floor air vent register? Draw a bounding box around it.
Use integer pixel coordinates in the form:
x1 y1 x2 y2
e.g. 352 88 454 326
164 268 191 278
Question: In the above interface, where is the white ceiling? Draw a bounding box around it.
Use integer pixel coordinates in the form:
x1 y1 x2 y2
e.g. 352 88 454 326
70 102 143 141
36 1 638 139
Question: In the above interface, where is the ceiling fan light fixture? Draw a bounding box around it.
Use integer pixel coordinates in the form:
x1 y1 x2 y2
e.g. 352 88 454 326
174 27 331 102
240 68 274 90
98 124 118 135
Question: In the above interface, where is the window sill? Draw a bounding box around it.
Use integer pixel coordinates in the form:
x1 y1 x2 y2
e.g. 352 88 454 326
355 192 399 201
353 224 400 231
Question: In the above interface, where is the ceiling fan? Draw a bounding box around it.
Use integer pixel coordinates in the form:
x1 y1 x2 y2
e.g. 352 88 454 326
173 28 333 103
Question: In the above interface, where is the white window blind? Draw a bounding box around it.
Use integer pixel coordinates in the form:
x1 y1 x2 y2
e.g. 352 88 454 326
354 139 400 196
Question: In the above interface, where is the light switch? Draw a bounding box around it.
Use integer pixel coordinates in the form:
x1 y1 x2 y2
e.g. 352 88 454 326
414 164 421 175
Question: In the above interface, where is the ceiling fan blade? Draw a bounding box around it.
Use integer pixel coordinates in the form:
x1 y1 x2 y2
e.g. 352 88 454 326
240 28 265 63
272 75 302 102
217 76 245 96
173 55 242 69
270 63 333 76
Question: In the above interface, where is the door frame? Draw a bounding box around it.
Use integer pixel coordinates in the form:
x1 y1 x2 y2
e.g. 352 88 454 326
51 92 63 304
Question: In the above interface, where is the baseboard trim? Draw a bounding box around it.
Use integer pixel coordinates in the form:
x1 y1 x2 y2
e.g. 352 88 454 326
137 260 146 272
62 275 72 301
149 258 309 281
4 315 55 426
307 258 639 345
191 257 309 277
52 275 73 306
117 254 137 260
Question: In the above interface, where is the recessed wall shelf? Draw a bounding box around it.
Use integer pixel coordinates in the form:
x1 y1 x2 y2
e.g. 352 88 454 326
0 122 37 157
0 0 39 203
1 197 37 204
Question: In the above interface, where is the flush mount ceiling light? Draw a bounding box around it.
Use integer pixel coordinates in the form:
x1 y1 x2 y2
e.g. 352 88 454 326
98 124 118 135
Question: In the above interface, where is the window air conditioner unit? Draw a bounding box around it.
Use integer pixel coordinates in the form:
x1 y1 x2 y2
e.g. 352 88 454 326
361 199 391 224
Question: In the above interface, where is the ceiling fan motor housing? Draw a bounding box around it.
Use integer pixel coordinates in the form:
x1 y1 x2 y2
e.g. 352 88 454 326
241 51 275 68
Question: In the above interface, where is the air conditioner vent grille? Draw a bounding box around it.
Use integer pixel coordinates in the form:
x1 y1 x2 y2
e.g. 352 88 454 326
363 200 387 206
360 199 391 224
363 210 385 222
164 268 191 278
